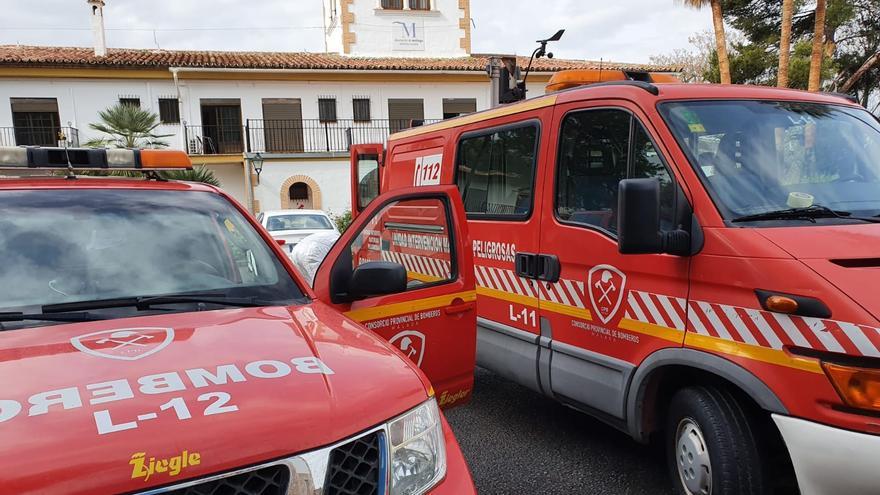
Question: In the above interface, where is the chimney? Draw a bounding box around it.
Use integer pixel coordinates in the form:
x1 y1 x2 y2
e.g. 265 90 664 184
87 0 107 57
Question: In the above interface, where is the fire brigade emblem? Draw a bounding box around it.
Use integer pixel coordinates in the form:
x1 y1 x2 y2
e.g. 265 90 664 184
70 328 175 361
389 330 426 367
588 265 627 324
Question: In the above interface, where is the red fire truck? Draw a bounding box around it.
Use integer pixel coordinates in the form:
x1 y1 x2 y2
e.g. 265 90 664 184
351 76 880 494
0 147 477 494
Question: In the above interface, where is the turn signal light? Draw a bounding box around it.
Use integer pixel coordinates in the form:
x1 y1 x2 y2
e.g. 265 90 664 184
765 295 799 314
823 362 880 412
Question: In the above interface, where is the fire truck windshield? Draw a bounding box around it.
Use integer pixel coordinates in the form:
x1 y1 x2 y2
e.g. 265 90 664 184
0 189 303 329
659 100 880 223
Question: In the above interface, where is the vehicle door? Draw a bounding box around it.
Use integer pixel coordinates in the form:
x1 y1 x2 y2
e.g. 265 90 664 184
313 185 477 408
538 100 691 419
452 119 548 391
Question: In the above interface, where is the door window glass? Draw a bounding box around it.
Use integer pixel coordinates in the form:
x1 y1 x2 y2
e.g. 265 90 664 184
349 198 454 288
556 109 675 234
357 154 380 209
455 123 539 219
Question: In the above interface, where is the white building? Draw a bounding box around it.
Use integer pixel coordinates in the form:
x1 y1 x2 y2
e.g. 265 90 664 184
0 0 673 216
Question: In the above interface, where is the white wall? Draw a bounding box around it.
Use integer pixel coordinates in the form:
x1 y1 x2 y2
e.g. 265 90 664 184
255 159 351 216
204 163 247 205
340 0 468 58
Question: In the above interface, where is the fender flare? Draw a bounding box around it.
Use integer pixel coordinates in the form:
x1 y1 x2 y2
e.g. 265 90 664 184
626 347 789 441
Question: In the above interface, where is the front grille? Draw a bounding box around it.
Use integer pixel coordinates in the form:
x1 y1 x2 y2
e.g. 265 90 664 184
325 432 383 495
167 464 289 495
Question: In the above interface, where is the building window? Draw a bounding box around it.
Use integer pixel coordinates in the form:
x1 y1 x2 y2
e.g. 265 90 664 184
119 97 141 108
158 98 180 124
408 0 430 10
289 182 310 201
318 98 337 123
353 98 371 122
382 0 403 9
10 97 61 147
442 98 476 119
455 122 539 218
387 98 424 133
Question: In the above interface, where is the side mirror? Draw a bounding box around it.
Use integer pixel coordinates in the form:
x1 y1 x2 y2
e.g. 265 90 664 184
349 261 407 300
618 178 691 256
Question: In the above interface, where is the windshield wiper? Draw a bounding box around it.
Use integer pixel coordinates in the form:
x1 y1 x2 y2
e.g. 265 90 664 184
0 311 104 323
41 293 271 314
732 205 880 224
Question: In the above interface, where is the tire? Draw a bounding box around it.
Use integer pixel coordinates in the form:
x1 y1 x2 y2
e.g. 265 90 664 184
665 386 769 495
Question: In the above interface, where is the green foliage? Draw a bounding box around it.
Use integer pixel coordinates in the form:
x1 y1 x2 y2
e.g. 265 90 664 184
85 103 173 149
333 210 353 233
159 166 221 186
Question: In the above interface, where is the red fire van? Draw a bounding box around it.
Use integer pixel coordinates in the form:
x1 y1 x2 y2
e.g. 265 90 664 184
351 80 880 495
0 147 477 494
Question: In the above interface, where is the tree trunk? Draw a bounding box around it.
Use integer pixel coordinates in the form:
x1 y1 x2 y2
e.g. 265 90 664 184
808 0 827 92
839 51 880 94
710 0 731 84
777 0 794 87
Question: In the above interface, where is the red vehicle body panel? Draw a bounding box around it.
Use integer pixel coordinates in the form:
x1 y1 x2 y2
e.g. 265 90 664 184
357 83 880 439
0 178 476 493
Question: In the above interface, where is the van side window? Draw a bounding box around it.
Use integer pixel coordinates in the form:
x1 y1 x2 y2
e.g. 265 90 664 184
455 123 539 219
556 109 675 235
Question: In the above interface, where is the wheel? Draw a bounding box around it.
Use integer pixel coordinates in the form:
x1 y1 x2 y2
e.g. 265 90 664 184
665 386 769 495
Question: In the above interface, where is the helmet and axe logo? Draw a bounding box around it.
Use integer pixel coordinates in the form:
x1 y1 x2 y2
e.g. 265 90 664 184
389 330 426 367
70 328 175 361
588 265 627 324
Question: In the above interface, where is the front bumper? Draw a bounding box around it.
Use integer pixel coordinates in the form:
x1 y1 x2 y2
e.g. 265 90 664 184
773 414 880 495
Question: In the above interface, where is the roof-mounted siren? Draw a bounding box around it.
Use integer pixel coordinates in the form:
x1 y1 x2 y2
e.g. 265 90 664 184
499 29 565 104
545 69 680 93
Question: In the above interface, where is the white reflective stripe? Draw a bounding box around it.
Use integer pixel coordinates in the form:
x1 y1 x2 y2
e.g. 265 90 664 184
517 274 536 298
676 297 687 312
563 279 584 308
489 267 512 293
502 269 525 297
773 313 812 348
744 308 784 349
697 301 733 340
541 281 559 303
574 281 585 300
720 305 759 345
474 266 485 286
554 282 572 306
639 291 669 327
658 295 685 330
837 322 880 357
687 303 710 336
478 265 492 288
627 292 649 323
803 317 845 353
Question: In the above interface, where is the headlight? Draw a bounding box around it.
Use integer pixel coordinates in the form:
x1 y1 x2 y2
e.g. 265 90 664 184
387 398 446 495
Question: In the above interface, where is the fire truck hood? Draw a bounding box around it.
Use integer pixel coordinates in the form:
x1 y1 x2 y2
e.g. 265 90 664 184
758 224 880 323
0 303 428 495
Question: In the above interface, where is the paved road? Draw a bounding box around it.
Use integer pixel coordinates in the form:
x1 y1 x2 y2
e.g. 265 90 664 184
445 367 675 495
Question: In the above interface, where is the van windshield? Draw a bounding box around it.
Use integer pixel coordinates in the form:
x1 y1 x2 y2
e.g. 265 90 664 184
0 189 304 330
659 100 880 223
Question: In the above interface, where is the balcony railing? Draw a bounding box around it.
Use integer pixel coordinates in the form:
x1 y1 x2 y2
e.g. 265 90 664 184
249 119 442 154
0 126 80 148
184 119 441 155
184 124 244 155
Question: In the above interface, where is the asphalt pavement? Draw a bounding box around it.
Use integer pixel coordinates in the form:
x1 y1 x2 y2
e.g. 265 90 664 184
445 367 675 495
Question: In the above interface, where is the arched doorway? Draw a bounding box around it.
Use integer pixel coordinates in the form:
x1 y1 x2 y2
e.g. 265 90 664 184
279 175 322 210
288 182 312 209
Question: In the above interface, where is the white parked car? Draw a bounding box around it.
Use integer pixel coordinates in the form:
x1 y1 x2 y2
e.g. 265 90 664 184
257 209 338 254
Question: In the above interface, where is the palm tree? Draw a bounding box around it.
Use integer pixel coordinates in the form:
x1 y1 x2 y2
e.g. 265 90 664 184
682 0 732 84
85 103 172 148
808 0 827 91
777 0 795 87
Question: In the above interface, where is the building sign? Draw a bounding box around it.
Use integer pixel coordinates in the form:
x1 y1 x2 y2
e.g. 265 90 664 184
392 20 425 51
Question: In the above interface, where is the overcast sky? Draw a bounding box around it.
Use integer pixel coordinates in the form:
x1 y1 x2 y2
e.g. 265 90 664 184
0 0 713 64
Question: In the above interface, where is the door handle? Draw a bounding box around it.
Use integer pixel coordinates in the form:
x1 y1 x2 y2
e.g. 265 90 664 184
535 254 560 283
445 301 475 315
515 252 538 279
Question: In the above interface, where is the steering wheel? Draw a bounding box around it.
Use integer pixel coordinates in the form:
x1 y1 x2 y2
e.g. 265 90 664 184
173 259 224 278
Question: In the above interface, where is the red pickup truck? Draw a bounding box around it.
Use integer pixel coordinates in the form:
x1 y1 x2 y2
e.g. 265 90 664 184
0 148 477 494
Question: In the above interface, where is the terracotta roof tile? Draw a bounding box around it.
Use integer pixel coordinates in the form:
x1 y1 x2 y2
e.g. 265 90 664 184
0 45 678 73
